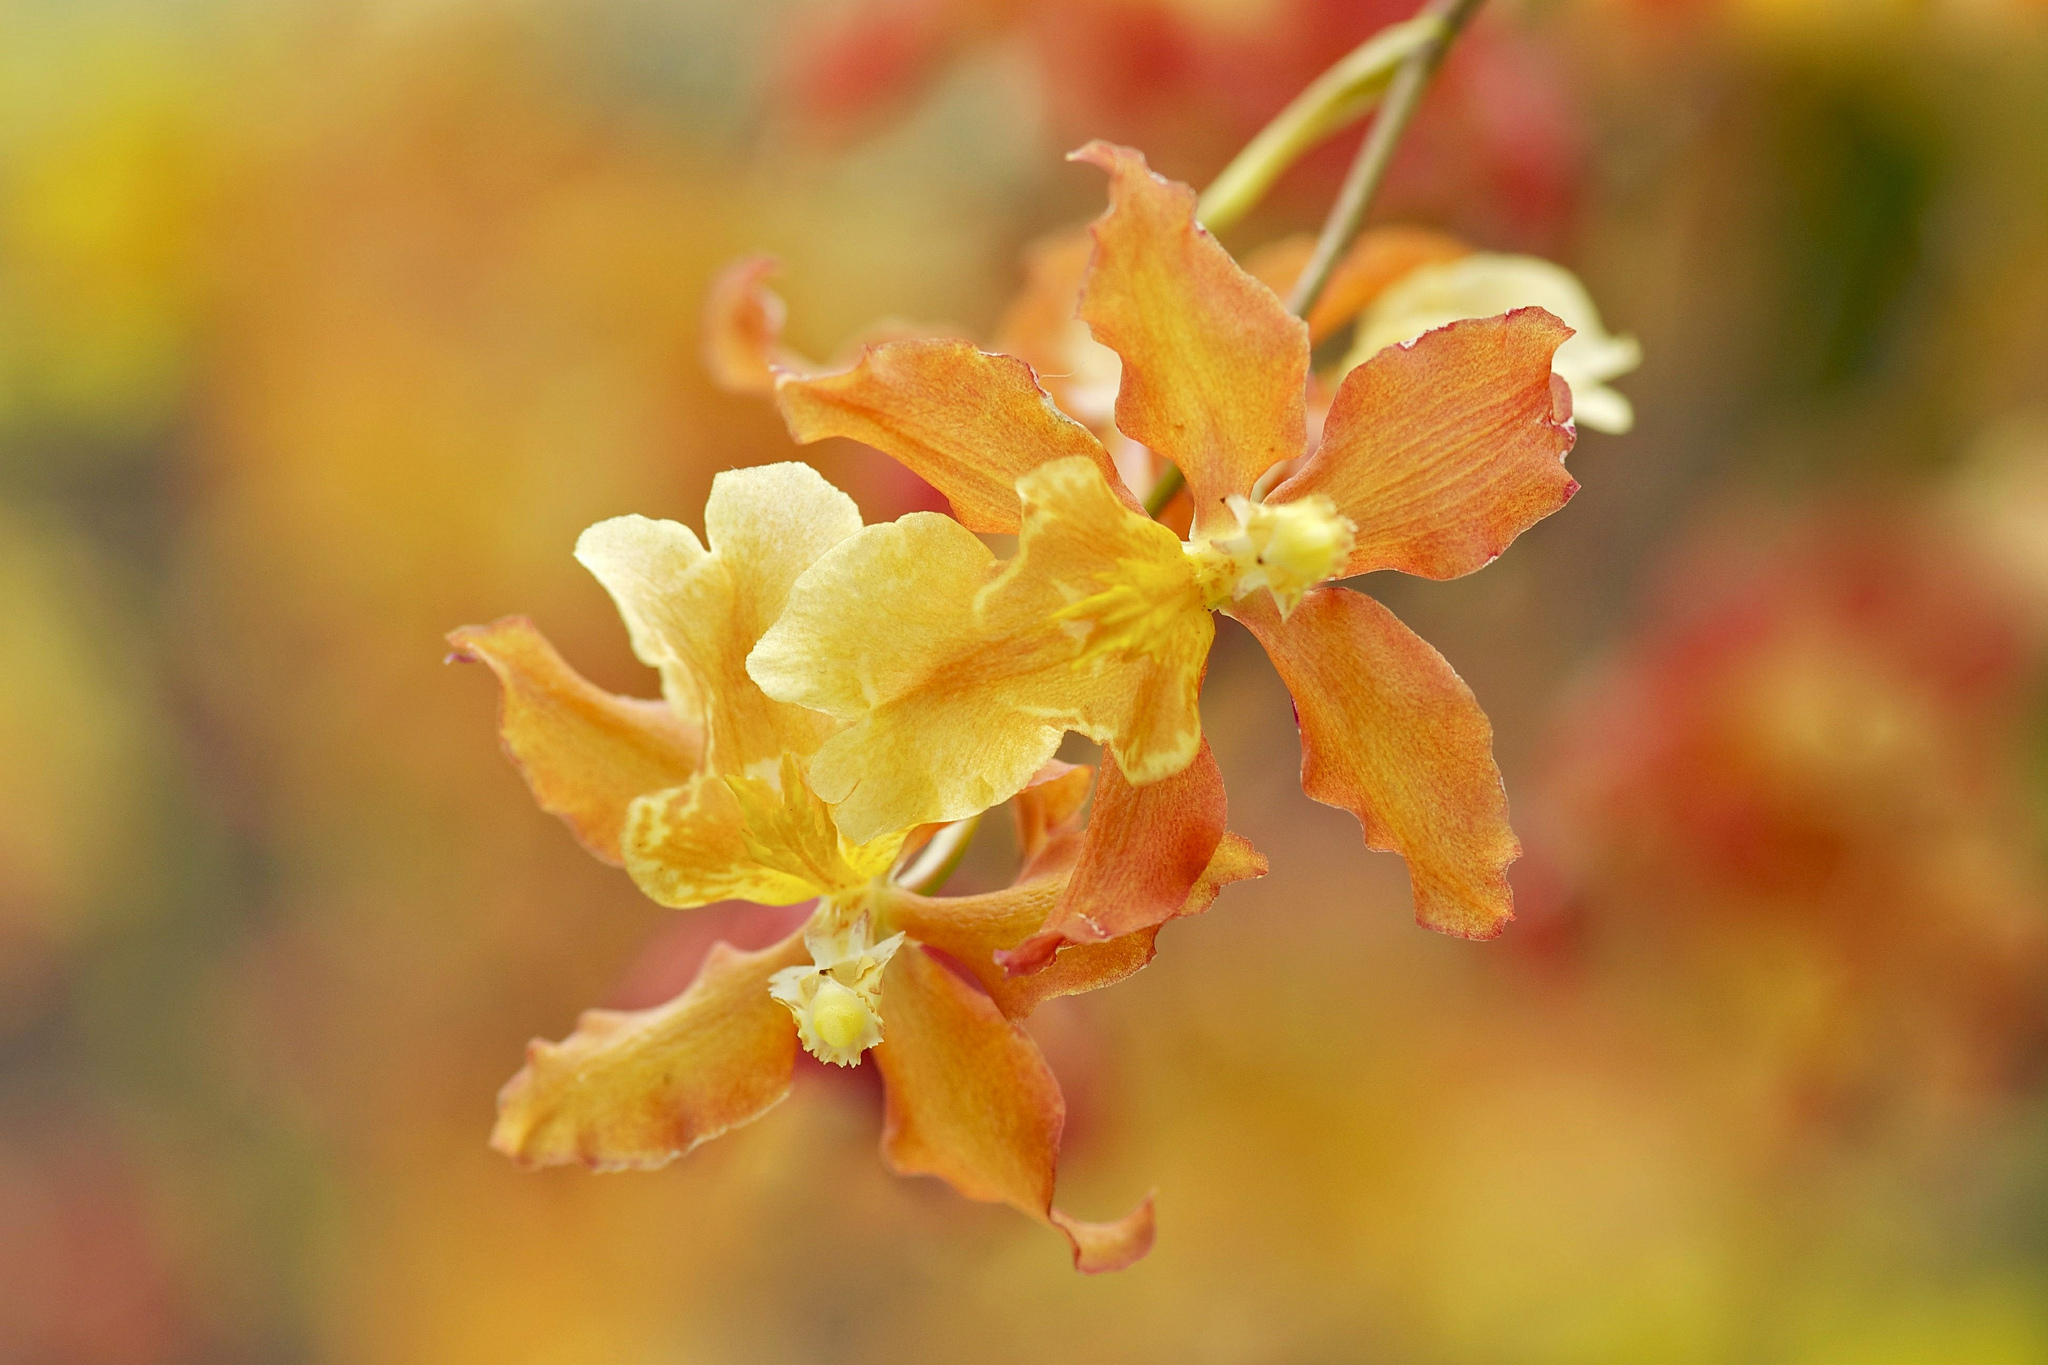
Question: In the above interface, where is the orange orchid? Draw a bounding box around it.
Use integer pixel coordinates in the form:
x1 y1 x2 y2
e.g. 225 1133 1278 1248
744 142 1579 942
448 461 1263 1271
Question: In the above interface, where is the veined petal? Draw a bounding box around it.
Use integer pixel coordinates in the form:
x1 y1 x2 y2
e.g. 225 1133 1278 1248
1234 588 1518 939
873 945 1153 1272
751 457 1212 843
577 463 863 776
775 339 1132 535
446 616 701 865
1243 227 1470 345
623 773 833 909
884 831 1266 1019
1269 310 1577 582
997 740 1227 975
492 931 810 1170
702 255 805 395
1071 141 1309 534
1346 252 1642 435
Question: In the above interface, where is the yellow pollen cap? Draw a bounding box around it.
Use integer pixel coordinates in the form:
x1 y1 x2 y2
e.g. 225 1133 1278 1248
810 978 871 1052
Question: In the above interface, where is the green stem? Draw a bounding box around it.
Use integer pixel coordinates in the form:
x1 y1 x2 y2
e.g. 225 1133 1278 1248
1285 0 1487 320
1144 463 1186 517
894 814 982 896
1195 14 1443 234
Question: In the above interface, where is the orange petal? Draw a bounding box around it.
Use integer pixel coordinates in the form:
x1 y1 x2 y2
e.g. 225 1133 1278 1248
873 945 1153 1272
1268 309 1578 581
492 931 810 1170
885 830 1266 1019
1242 226 1472 345
1234 587 1518 939
775 338 1132 534
997 740 1227 975
1071 141 1309 534
1011 759 1094 870
702 255 806 394
447 616 701 865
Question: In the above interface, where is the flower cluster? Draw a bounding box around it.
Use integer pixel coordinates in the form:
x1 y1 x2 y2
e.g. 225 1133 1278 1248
453 139 1630 1269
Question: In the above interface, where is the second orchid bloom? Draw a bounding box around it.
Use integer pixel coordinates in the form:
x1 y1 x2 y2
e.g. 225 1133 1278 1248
746 142 1587 939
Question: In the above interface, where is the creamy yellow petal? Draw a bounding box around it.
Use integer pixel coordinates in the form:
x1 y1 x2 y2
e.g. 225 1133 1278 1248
750 457 1212 843
576 462 862 776
621 773 829 909
492 932 810 1170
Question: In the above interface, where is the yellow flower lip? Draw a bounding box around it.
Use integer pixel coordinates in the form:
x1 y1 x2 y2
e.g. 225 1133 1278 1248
809 978 870 1051
1188 493 1357 617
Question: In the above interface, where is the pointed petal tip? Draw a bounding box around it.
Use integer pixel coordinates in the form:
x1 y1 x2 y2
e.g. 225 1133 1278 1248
1053 1191 1157 1273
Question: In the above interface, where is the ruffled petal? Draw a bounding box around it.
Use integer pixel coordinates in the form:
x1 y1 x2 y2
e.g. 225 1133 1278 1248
997 740 1227 975
751 457 1212 843
577 462 863 776
1269 309 1578 581
621 774 828 909
1242 226 1470 344
446 616 701 865
775 338 1132 534
872 945 1153 1272
1071 141 1309 534
1345 252 1642 435
1234 587 1518 939
492 931 810 1170
884 830 1266 1019
702 255 805 394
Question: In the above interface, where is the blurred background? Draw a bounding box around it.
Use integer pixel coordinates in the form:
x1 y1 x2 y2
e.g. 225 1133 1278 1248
5 0 2048 1359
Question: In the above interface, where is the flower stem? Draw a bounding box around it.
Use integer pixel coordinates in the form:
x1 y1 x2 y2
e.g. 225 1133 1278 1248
1195 14 1443 234
1144 463 1186 517
1148 0 1486 525
894 814 982 896
1285 0 1487 320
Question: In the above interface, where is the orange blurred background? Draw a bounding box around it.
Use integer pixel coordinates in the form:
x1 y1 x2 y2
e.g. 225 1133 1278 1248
5 0 2048 1360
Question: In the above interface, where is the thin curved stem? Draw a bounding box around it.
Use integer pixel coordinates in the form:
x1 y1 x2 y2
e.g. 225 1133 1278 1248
893 814 982 896
1285 0 1488 321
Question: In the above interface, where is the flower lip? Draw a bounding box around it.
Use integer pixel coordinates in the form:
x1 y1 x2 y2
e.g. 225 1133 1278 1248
1188 493 1358 617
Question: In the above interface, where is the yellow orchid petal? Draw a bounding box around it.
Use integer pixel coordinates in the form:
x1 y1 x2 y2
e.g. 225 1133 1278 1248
1072 141 1309 534
1233 587 1519 940
775 338 1134 535
1345 252 1642 435
873 944 1154 1272
446 615 701 865
621 773 826 909
492 932 810 1170
576 462 862 777
750 456 1212 843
